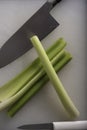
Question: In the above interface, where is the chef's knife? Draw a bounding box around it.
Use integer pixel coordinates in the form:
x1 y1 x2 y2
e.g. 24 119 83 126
0 0 61 68
18 121 87 130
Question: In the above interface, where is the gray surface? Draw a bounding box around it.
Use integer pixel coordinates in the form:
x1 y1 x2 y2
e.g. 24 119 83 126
0 0 86 130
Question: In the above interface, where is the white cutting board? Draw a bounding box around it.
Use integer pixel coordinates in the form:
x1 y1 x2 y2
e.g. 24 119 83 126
0 0 86 129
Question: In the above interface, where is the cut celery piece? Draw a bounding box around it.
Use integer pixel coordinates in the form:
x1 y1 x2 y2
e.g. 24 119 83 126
30 35 79 118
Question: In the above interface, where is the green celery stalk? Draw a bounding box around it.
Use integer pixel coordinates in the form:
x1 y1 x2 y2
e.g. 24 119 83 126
0 38 66 101
30 35 79 118
7 52 72 117
0 50 66 111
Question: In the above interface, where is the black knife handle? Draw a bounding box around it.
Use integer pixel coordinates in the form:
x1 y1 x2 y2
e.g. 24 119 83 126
48 0 62 8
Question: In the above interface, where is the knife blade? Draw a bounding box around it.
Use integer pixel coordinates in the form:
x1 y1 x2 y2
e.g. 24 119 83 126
0 0 61 68
18 123 53 130
18 121 87 130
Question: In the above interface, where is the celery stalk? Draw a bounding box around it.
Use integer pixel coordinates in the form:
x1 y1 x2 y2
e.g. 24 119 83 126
30 35 79 118
0 50 66 111
7 52 72 117
0 38 66 101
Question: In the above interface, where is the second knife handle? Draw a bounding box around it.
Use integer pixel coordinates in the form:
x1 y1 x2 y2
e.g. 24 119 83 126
53 121 87 130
